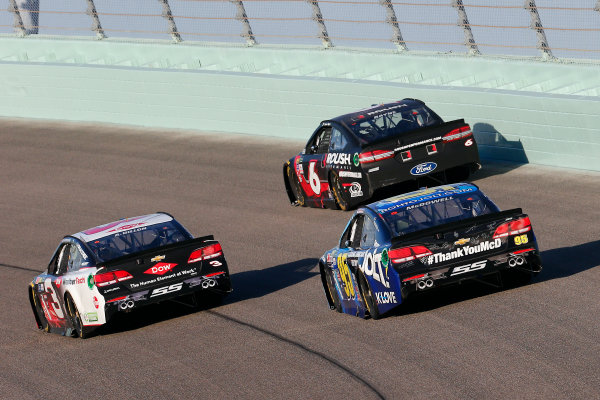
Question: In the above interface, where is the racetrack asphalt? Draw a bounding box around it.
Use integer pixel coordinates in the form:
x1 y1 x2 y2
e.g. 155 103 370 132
1 118 599 400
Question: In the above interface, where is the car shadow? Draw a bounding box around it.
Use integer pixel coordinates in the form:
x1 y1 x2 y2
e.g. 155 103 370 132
97 258 319 336
386 240 600 318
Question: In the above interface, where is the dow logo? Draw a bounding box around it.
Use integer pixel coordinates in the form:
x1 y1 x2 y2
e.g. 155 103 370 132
144 263 177 275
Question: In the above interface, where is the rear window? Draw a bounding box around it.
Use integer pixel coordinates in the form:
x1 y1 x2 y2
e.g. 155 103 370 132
344 104 442 145
86 221 190 262
382 192 500 237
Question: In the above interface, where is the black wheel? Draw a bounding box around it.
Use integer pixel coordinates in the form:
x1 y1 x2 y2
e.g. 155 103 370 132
330 173 350 211
358 273 380 320
31 289 50 333
65 294 88 338
287 165 305 206
324 268 342 313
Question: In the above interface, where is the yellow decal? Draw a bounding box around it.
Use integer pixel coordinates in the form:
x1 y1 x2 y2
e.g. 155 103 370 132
514 234 529 246
337 253 355 299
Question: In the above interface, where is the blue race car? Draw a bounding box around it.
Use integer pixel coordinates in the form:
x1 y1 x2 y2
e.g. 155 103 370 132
318 183 542 319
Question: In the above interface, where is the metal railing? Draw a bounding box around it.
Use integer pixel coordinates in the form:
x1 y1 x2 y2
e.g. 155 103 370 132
3 0 600 60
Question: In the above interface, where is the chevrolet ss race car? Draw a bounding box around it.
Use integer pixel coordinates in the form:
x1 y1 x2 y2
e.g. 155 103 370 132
319 183 542 319
28 213 232 338
284 99 480 210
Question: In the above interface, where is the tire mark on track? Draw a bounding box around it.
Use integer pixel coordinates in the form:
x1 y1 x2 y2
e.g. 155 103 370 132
208 310 386 400
0 263 40 273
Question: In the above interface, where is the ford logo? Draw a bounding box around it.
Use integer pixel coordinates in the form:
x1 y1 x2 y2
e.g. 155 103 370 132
410 162 437 176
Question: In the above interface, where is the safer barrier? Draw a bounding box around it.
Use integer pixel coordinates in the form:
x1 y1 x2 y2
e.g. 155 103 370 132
0 37 599 171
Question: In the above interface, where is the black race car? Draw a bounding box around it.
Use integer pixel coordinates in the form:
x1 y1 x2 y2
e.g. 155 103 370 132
319 183 543 319
284 99 480 210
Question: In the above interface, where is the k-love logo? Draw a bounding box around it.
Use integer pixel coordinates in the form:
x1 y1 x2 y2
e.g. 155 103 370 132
144 263 177 275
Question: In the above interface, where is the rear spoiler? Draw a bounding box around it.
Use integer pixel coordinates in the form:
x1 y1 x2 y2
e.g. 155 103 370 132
390 208 524 245
97 234 215 270
360 119 467 150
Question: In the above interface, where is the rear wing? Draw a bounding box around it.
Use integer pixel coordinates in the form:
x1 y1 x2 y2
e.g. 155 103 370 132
96 235 215 271
391 208 525 246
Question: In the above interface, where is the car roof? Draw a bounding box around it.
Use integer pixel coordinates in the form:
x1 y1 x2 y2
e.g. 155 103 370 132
329 98 425 124
71 213 174 243
366 183 480 216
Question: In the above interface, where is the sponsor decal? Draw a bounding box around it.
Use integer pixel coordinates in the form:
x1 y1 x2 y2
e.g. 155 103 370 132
151 255 166 262
129 268 197 289
150 282 183 298
35 277 43 284
339 171 362 179
209 260 222 267
424 239 502 265
108 222 145 234
93 296 99 309
378 185 477 213
103 286 120 293
114 226 147 237
465 138 474 147
360 249 390 288
326 253 333 264
84 312 98 322
87 274 95 290
144 263 177 275
395 136 442 152
349 182 363 198
76 243 88 259
450 260 486 276
337 253 355 299
514 234 529 246
375 291 397 304
63 276 88 286
353 153 360 167
326 153 352 166
368 167 380 173
454 238 470 246
406 196 453 210
410 162 437 176
55 277 62 288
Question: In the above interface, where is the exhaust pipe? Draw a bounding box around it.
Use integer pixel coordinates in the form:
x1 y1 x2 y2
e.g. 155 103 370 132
119 302 127 310
515 256 525 266
119 300 135 310
202 281 210 289
208 279 216 287
417 280 427 290
126 300 134 308
508 258 517 267
425 279 433 288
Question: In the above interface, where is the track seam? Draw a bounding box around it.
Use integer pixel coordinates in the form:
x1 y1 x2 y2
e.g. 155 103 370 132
208 310 386 400
0 263 40 273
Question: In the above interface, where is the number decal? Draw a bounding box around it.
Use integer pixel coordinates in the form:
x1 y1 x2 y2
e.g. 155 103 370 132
337 254 355 299
42 278 65 320
308 161 321 195
209 260 223 267
514 234 529 246
450 260 487 276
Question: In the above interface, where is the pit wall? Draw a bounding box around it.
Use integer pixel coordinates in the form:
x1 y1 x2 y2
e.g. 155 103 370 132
1 37 599 171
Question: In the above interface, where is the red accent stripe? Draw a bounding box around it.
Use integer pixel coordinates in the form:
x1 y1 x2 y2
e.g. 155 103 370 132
512 247 535 255
84 323 103 326
402 273 426 282
106 296 127 303
204 271 225 277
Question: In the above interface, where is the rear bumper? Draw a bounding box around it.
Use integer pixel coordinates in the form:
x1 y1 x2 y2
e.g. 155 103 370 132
104 272 232 319
399 249 541 298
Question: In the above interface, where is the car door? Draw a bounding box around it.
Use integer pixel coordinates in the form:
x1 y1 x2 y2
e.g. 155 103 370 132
328 124 365 201
34 241 71 328
298 124 332 204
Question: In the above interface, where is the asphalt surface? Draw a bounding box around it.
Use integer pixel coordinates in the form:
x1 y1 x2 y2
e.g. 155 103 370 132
1 118 599 400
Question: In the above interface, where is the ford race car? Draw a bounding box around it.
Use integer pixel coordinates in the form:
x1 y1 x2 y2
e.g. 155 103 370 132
28 213 232 338
319 183 542 319
284 99 480 210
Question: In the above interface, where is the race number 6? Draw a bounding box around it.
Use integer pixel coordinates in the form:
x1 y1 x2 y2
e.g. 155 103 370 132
308 161 321 195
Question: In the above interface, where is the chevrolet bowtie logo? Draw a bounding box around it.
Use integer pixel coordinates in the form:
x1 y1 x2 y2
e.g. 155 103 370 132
151 255 166 262
454 238 470 246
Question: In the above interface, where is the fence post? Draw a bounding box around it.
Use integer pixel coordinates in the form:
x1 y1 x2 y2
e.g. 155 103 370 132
158 0 182 42
524 0 553 59
86 0 106 39
595 0 600 12
305 0 333 48
8 0 27 36
230 0 257 46
378 0 407 51
452 0 479 55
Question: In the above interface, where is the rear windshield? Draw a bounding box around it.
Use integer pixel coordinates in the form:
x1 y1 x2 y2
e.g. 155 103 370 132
382 192 500 237
344 104 442 144
86 221 190 262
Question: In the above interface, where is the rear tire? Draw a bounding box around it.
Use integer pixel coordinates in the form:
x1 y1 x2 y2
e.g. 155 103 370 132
65 294 88 339
324 268 342 313
330 173 350 211
287 165 305 206
358 273 380 320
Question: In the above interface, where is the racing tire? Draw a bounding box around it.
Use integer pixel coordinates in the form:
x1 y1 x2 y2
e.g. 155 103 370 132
324 268 342 313
358 273 380 320
330 173 350 211
31 288 50 333
65 294 89 339
287 165 305 207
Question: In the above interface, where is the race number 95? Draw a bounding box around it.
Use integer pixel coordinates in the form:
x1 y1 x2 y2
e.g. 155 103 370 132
514 234 529 246
337 254 355 299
